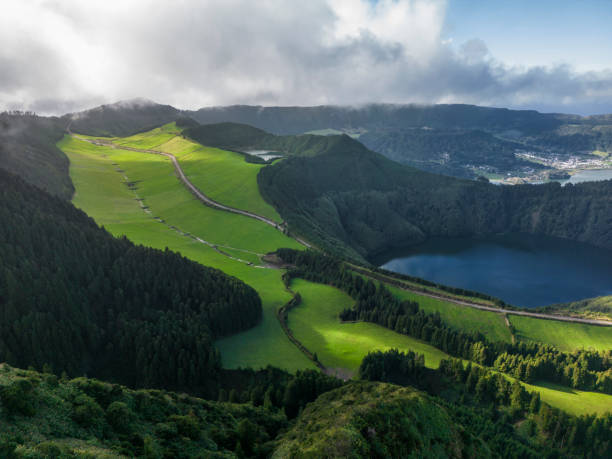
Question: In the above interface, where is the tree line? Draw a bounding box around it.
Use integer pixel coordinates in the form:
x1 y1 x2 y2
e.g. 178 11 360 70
359 349 612 458
277 248 612 394
0 169 262 393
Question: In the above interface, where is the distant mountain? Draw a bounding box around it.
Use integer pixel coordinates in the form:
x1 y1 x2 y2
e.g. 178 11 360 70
190 103 612 179
65 98 182 137
254 125 612 262
190 103 565 135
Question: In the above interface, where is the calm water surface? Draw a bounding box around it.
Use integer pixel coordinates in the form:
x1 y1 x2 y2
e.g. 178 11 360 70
560 169 612 185
377 234 612 307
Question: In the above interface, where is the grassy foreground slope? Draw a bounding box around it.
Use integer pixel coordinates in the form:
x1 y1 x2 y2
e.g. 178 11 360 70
0 363 286 458
60 135 312 372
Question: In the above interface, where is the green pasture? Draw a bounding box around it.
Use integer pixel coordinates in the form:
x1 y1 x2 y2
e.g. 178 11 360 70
113 122 182 149
287 279 449 373
113 125 282 222
387 285 513 343
60 134 311 372
510 315 612 352
522 380 612 416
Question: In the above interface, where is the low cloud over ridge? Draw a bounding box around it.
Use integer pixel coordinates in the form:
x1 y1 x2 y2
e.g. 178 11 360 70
1 0 611 115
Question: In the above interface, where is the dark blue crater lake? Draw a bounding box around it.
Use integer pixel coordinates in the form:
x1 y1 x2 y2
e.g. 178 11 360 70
376 234 612 308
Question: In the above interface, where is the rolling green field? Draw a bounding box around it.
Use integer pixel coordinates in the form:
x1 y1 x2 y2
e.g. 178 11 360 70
59 128 612 415
388 285 513 343
112 123 282 222
60 134 311 372
288 279 456 373
510 315 612 352
521 381 612 416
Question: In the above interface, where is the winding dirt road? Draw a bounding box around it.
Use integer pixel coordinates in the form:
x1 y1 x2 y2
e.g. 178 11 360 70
74 134 311 248
350 266 612 327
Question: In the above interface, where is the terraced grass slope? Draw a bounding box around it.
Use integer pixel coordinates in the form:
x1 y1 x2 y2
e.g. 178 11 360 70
59 135 311 372
510 315 612 352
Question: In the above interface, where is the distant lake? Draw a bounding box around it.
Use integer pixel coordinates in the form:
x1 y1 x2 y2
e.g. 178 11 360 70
560 169 612 185
376 234 612 308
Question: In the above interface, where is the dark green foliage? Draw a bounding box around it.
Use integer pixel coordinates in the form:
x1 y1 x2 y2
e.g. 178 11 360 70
0 378 36 417
361 350 612 458
0 364 287 458
185 121 351 157
217 367 343 419
359 349 426 387
259 135 612 261
274 381 489 458
106 401 135 433
0 169 262 393
0 112 73 199
72 394 104 428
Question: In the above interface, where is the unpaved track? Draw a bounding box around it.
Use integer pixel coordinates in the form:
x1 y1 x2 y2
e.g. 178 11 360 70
74 134 311 248
71 133 612 327
350 266 612 327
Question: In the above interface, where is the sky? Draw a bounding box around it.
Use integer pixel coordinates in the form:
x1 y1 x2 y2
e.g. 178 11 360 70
0 0 611 115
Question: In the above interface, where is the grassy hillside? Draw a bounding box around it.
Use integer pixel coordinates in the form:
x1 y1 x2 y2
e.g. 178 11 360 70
59 134 312 372
510 315 612 352
58 125 612 417
538 295 612 321
0 363 286 458
107 122 283 221
0 113 73 199
287 279 449 374
387 286 513 343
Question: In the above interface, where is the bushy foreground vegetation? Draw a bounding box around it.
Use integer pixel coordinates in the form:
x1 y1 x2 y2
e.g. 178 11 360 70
0 363 288 458
357 350 612 458
278 249 612 394
0 168 261 393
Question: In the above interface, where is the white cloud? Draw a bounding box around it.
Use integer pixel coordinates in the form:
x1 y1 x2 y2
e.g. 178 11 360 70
0 0 610 115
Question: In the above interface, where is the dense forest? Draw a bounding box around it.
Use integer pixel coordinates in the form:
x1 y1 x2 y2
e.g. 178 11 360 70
357 350 612 458
0 112 73 199
259 136 612 262
0 168 261 393
277 249 612 394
